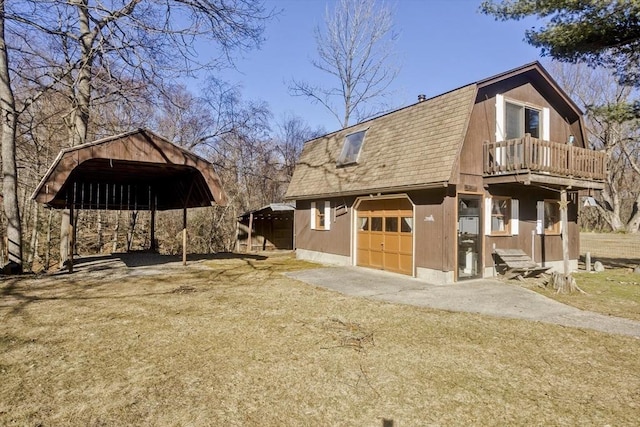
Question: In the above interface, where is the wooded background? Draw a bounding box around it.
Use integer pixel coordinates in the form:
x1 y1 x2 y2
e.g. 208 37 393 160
1 0 640 273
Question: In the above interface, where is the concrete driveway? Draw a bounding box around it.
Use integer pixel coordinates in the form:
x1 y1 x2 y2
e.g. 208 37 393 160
286 266 640 339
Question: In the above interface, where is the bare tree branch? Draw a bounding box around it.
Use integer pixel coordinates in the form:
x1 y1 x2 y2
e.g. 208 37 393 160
289 0 399 128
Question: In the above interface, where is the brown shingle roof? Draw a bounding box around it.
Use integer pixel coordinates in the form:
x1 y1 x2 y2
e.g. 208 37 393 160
285 84 477 199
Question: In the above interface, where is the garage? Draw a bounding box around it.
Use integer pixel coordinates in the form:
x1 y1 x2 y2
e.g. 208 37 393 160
356 197 413 275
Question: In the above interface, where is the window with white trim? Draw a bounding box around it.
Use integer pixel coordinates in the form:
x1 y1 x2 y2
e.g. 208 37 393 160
484 196 519 236
496 94 550 142
310 201 331 230
506 101 541 139
536 200 560 235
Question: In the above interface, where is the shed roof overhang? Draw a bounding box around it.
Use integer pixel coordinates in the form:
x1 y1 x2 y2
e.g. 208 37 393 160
32 129 228 210
238 203 295 221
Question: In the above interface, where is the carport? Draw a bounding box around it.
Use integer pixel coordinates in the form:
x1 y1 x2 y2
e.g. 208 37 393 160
32 128 228 271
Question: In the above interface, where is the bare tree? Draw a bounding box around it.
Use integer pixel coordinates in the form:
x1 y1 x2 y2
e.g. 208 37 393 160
289 0 399 128
3 0 272 267
152 77 278 250
550 61 640 232
0 0 22 272
274 114 324 180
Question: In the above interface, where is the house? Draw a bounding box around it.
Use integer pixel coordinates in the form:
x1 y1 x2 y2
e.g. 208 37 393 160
284 62 606 283
237 203 295 252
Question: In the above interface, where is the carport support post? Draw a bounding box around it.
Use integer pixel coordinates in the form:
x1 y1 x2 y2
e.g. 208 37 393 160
182 207 187 266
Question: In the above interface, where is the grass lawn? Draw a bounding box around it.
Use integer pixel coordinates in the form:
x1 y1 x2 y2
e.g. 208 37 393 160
525 269 640 322
1 253 639 426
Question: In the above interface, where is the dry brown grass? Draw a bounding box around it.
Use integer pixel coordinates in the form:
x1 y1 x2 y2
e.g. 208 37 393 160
520 268 640 322
2 253 640 426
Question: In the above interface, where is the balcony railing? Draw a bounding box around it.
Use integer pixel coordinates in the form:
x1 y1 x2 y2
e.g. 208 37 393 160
483 135 606 181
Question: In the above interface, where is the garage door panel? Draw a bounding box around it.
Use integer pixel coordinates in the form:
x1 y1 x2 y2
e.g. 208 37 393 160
369 249 383 268
383 253 400 272
399 254 413 274
357 248 369 266
399 235 412 252
384 236 399 252
356 198 413 275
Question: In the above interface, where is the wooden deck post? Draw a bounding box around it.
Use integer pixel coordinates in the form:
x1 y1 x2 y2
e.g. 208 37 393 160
560 188 570 278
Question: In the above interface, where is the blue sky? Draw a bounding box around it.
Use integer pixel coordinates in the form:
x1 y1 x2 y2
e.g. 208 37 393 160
195 0 543 133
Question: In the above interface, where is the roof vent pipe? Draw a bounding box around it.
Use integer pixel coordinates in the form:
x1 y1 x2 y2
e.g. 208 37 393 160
417 94 426 102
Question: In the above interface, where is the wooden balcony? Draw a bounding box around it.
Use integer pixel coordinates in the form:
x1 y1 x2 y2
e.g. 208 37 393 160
483 135 606 183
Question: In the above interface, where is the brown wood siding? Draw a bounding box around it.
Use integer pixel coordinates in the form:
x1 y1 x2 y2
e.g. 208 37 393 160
459 95 493 179
484 186 579 268
238 216 293 251
410 189 451 272
294 197 354 256
34 130 227 209
466 80 584 156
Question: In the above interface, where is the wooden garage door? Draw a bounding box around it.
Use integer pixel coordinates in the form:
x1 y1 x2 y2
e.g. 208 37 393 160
357 198 413 275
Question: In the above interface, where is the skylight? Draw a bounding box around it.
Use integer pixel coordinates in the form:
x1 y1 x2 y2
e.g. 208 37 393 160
336 129 367 166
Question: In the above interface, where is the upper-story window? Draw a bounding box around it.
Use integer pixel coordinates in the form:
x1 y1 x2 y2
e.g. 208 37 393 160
496 94 549 142
506 101 541 139
336 129 367 166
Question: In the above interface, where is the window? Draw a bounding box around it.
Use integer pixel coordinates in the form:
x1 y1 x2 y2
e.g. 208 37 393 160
496 94 550 142
401 217 413 233
506 101 541 139
491 197 511 234
336 129 366 166
370 217 383 232
311 201 331 230
385 217 398 232
484 196 519 236
537 200 560 234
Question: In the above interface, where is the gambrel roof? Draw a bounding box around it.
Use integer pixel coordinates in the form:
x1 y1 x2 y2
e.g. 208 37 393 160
32 128 228 210
285 61 586 200
285 84 477 199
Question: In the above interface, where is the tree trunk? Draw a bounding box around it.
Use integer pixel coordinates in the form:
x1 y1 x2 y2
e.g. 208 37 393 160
549 271 583 294
60 0 94 267
59 210 70 268
559 190 573 293
45 208 53 270
554 189 584 294
625 196 640 233
112 211 120 253
27 201 40 267
71 0 93 147
97 210 104 252
126 211 138 252
0 1 22 272
0 210 5 266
